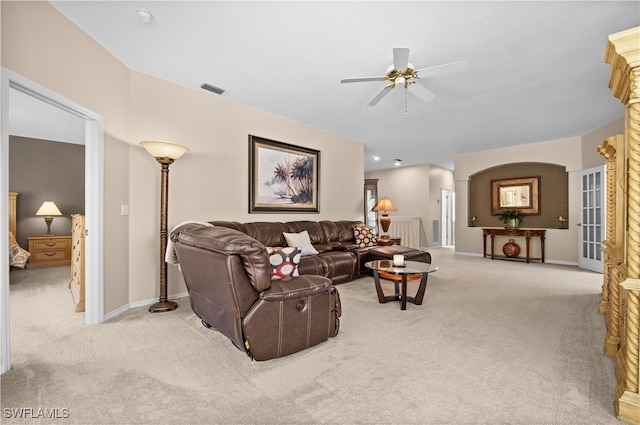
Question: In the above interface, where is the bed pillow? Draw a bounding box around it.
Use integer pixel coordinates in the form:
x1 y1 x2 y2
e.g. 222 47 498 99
283 230 319 256
266 246 301 280
353 225 376 248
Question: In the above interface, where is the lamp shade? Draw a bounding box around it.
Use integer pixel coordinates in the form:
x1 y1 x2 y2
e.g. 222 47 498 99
140 141 189 160
35 201 62 216
372 197 397 213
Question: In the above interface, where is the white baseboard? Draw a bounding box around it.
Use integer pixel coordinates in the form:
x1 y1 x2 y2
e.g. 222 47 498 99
103 304 130 322
104 292 189 321
545 259 580 267
455 251 483 257
454 251 580 267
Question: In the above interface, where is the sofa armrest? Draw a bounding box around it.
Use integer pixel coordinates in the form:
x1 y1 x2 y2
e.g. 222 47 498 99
260 275 334 302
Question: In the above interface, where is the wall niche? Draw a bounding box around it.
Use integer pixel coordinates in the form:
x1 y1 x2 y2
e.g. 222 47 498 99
468 162 568 229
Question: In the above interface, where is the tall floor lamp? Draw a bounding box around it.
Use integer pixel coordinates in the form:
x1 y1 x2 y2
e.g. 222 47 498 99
140 140 189 313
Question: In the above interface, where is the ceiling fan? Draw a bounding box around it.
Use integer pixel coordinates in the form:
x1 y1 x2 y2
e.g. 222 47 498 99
340 47 467 110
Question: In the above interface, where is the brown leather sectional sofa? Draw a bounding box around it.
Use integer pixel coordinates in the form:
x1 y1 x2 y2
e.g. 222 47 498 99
170 220 431 360
210 220 432 284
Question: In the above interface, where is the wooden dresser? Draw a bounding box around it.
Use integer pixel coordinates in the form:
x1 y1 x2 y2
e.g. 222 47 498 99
69 214 85 312
27 235 72 268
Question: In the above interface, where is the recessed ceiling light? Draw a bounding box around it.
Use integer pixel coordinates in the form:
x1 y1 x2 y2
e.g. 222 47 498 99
373 156 380 161
136 7 153 24
394 159 402 166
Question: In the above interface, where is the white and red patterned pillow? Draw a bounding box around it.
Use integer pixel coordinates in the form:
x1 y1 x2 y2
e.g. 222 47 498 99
353 226 376 248
266 246 301 280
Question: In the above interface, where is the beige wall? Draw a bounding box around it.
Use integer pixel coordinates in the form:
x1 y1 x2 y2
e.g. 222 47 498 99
454 118 623 264
581 117 624 169
3 2 363 315
366 164 454 248
128 72 363 304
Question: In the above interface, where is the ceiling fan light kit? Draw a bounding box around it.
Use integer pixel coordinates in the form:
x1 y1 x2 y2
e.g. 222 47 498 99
340 47 467 111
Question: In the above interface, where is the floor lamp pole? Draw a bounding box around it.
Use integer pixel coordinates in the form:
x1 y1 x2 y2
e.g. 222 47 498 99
149 159 178 313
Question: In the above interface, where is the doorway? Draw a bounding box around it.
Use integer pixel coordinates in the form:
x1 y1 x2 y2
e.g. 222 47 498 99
441 188 454 246
1 69 105 374
578 165 605 273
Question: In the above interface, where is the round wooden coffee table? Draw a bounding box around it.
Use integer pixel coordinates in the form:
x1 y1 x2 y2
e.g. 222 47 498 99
365 260 438 310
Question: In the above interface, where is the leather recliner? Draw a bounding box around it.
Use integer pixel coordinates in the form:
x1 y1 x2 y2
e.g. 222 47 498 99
171 223 341 361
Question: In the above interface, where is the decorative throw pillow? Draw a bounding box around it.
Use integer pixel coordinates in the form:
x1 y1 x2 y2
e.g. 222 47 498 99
353 226 376 248
266 247 301 280
283 230 319 256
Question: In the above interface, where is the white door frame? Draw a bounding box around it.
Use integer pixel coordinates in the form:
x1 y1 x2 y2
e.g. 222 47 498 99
578 164 606 273
441 188 453 246
1 69 105 374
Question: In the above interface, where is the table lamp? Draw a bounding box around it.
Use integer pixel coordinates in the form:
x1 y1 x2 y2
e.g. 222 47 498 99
35 201 62 235
372 197 397 239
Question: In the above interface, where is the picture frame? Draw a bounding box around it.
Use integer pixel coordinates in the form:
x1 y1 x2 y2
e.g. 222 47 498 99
249 135 320 213
491 176 540 215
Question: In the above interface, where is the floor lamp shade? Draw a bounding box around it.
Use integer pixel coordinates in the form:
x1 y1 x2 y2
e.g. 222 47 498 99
372 197 397 237
140 141 189 162
35 201 62 235
140 141 189 313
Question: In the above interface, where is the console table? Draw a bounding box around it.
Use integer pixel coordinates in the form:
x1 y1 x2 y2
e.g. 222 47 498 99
482 228 546 263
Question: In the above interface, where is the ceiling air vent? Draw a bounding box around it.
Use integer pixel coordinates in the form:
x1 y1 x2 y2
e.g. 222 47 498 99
200 83 225 95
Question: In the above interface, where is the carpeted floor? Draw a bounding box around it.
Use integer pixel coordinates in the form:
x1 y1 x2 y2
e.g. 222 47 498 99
1 248 619 425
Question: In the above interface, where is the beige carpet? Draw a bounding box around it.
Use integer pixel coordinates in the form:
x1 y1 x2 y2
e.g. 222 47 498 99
1 248 619 425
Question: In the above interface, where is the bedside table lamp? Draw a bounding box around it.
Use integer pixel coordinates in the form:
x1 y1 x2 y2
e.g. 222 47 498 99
372 197 397 239
35 201 62 235
140 140 189 313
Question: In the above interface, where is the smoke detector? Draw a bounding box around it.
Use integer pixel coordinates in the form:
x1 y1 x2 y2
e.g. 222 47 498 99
136 7 153 24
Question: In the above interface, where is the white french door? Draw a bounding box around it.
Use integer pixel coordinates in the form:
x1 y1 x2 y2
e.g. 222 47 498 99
578 165 605 273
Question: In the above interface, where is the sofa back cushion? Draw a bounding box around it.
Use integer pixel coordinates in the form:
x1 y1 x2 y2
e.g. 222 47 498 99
208 220 245 233
243 222 290 247
286 221 331 252
173 224 272 292
320 221 363 244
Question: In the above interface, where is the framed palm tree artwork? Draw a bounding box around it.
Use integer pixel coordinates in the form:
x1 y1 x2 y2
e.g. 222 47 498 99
249 135 320 213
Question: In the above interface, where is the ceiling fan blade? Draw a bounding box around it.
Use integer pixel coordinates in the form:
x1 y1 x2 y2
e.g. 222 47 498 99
393 47 410 71
407 83 436 103
340 76 386 83
366 84 393 106
415 60 468 79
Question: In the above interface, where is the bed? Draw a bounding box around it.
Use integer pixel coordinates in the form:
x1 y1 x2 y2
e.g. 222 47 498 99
9 192 30 268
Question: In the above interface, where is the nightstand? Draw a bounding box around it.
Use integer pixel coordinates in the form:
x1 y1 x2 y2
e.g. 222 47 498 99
27 235 72 268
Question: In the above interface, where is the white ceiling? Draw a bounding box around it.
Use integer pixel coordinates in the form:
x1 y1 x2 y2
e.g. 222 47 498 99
15 1 638 170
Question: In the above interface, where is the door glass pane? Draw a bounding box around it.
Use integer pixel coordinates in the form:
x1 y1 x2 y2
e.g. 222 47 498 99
589 173 594 190
595 172 601 190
